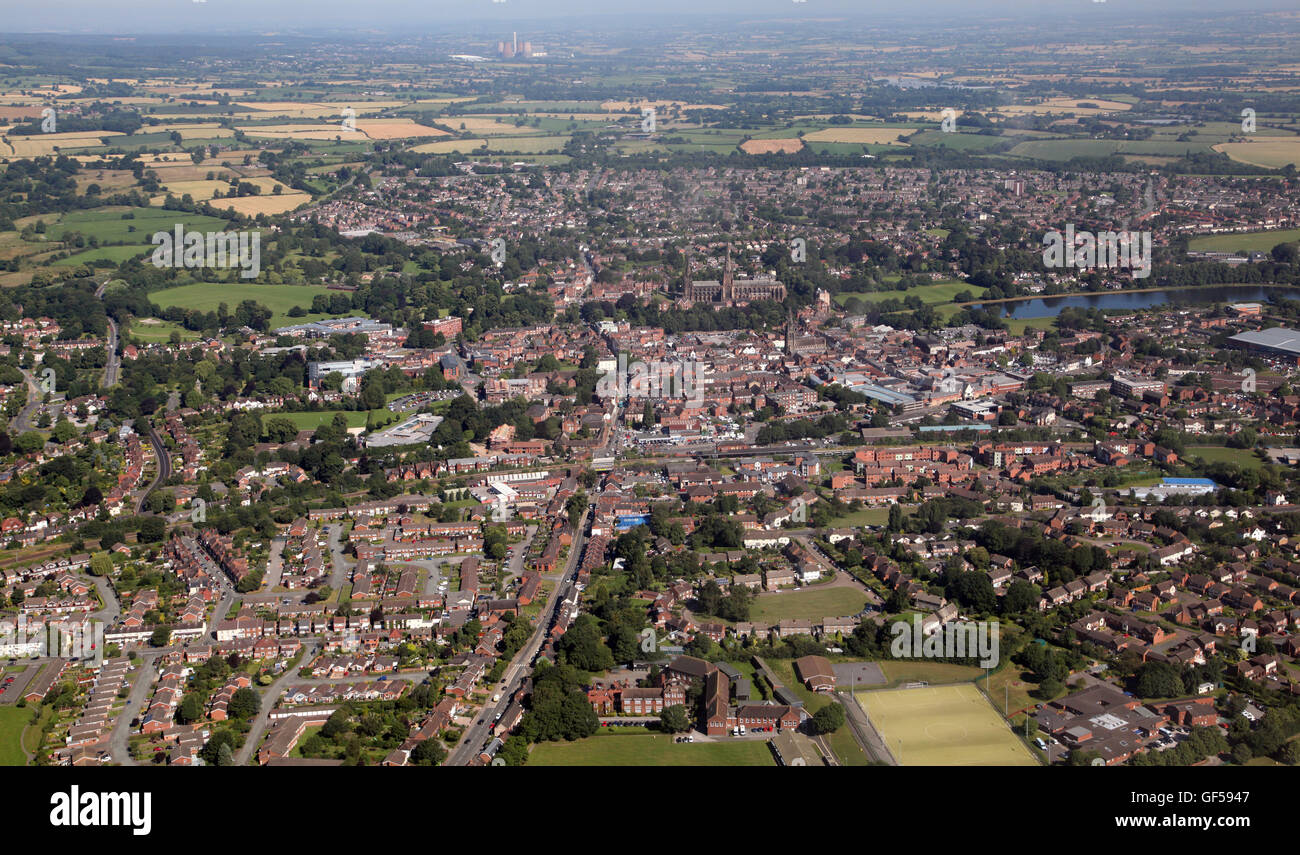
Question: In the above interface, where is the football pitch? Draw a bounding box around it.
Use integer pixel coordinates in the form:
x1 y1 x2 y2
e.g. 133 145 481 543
855 683 1038 766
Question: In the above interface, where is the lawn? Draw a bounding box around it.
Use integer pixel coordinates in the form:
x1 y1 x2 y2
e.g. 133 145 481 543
878 660 985 686
0 705 31 766
1187 228 1300 254
979 663 1038 718
127 318 200 343
834 280 973 308
829 507 893 527
855 684 1038 766
1188 446 1265 471
260 409 395 431
151 282 346 329
528 729 776 766
750 587 868 623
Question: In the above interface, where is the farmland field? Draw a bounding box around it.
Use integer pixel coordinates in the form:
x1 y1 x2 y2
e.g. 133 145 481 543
528 729 776 766
1214 138 1300 168
740 138 804 154
855 683 1038 766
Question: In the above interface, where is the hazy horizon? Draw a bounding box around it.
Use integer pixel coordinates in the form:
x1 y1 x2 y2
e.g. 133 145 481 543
2 0 1297 36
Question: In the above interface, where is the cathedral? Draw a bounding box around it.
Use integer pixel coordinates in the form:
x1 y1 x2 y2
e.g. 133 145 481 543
681 246 787 306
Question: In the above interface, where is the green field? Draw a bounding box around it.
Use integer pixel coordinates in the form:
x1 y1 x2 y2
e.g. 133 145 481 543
878 660 985 686
43 206 230 244
829 507 893 527
1187 228 1300 253
151 282 345 328
835 280 973 308
53 245 152 266
856 683 1038 766
1188 445 1265 471
260 409 395 431
529 729 776 766
751 586 868 622
0 705 30 766
127 318 200 343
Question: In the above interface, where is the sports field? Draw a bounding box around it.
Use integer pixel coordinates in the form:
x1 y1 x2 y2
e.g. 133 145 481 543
529 730 775 766
855 683 1037 766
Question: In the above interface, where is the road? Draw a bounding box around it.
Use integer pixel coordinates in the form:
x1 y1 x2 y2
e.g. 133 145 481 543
326 524 351 590
446 507 590 766
90 575 121 626
135 423 171 514
108 652 159 765
235 639 320 766
11 368 42 433
102 317 120 389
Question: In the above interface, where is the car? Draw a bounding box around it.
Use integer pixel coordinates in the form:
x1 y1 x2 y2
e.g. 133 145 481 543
376 675 388 681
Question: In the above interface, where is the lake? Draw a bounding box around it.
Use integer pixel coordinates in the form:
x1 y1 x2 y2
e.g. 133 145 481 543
974 285 1300 319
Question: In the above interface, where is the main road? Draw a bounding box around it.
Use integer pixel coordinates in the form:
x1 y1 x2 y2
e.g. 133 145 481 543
135 423 172 514
445 506 590 766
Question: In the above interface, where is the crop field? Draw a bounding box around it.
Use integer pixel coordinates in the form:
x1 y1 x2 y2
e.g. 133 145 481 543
802 127 910 144
740 138 804 154
1214 138 1300 168
855 683 1038 766
207 193 313 217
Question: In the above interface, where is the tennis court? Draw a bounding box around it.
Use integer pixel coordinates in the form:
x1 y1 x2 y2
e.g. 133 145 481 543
855 683 1038 766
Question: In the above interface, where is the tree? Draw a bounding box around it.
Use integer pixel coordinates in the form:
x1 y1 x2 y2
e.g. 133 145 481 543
177 693 204 723
228 687 261 720
412 738 447 766
659 704 690 733
139 516 166 543
887 503 903 532
555 615 614 672
811 703 846 734
150 625 171 647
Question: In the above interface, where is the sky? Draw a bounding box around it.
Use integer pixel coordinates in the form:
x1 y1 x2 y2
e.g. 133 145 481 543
1 0 1293 36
